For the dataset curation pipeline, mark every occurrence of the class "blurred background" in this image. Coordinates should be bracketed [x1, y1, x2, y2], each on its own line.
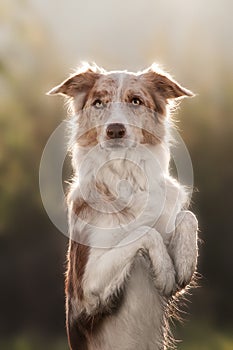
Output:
[0, 0, 233, 349]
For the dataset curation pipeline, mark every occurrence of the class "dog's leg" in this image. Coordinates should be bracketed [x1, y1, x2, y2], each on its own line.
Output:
[66, 304, 88, 350]
[168, 210, 198, 289]
[66, 227, 176, 349]
[81, 227, 176, 316]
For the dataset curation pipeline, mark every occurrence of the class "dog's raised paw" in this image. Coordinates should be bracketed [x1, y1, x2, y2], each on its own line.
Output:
[171, 210, 198, 289]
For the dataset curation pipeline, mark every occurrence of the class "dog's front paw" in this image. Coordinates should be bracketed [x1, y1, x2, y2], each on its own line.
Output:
[171, 211, 198, 289]
[146, 230, 176, 297]
[154, 263, 176, 297]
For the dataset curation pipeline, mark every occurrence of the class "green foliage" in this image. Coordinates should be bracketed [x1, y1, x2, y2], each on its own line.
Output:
[0, 0, 64, 233]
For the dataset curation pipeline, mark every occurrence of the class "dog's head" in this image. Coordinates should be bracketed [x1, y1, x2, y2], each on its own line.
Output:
[48, 63, 193, 150]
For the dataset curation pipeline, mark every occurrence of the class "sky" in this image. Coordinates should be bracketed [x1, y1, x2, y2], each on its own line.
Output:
[0, 0, 232, 96]
[30, 0, 232, 74]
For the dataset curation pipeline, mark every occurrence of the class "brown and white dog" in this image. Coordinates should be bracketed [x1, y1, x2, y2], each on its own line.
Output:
[48, 63, 198, 350]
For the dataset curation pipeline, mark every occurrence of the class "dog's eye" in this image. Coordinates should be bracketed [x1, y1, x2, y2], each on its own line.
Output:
[93, 99, 104, 109]
[131, 97, 142, 106]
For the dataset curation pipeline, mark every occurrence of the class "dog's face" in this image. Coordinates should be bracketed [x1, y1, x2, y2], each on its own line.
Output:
[48, 63, 193, 150]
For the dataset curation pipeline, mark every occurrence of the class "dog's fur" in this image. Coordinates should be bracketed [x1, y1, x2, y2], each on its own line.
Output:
[48, 63, 198, 350]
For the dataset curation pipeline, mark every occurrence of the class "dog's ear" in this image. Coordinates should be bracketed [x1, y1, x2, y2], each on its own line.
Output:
[141, 64, 194, 100]
[47, 63, 101, 98]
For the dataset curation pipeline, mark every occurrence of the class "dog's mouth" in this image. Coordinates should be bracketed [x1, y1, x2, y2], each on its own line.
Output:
[101, 138, 137, 150]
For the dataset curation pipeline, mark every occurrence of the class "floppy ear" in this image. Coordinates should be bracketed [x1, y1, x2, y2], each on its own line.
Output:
[141, 65, 194, 100]
[47, 64, 101, 98]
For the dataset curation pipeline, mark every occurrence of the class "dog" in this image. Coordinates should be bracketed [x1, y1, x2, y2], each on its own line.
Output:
[48, 63, 198, 350]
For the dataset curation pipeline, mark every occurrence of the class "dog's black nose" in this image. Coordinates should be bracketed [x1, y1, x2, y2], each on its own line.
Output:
[106, 123, 126, 139]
